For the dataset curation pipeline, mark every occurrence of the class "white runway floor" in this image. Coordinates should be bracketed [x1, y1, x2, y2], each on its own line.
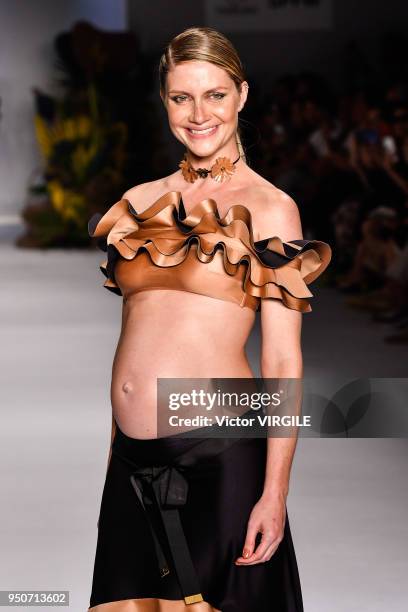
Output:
[0, 241, 407, 611]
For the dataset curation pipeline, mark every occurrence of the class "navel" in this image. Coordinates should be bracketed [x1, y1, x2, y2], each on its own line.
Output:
[122, 381, 133, 394]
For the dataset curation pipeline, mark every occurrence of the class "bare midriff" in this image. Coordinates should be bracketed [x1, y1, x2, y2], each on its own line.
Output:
[110, 288, 256, 439]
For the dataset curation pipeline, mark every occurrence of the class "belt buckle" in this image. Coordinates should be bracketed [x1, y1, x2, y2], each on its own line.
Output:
[184, 593, 204, 605]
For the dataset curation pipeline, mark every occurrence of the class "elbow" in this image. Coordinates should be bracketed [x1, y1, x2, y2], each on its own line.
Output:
[260, 349, 303, 378]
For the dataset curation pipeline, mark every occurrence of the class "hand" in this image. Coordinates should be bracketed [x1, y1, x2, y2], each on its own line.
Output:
[235, 491, 287, 566]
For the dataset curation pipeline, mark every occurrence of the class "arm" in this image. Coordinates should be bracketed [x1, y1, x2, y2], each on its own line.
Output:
[348, 132, 371, 189]
[106, 296, 128, 474]
[259, 302, 303, 500]
[236, 190, 304, 566]
[97, 297, 127, 528]
[381, 151, 408, 196]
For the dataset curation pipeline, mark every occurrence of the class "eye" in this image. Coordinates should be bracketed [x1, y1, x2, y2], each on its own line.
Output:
[171, 95, 188, 104]
[210, 92, 226, 100]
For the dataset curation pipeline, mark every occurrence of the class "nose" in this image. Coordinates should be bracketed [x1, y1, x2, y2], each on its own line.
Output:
[189, 100, 209, 124]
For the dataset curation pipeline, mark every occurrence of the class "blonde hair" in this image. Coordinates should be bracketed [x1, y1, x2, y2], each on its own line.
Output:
[159, 27, 247, 162]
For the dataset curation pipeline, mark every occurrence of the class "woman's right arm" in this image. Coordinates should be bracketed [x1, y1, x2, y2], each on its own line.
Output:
[98, 299, 126, 528]
[106, 297, 128, 474]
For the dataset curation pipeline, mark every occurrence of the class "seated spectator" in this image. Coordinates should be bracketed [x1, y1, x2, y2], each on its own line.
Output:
[337, 207, 401, 293]
[331, 198, 361, 272]
[346, 125, 408, 214]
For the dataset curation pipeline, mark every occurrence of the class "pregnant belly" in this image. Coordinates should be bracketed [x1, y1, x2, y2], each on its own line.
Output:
[111, 341, 255, 439]
[111, 334, 255, 439]
[110, 291, 256, 439]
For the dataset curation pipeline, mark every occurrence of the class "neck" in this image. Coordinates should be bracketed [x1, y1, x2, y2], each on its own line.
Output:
[185, 143, 240, 168]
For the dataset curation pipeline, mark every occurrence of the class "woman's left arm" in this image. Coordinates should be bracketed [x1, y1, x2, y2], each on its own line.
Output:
[236, 190, 304, 566]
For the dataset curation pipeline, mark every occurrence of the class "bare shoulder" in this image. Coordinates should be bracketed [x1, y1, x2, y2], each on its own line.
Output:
[122, 172, 178, 213]
[247, 182, 303, 242]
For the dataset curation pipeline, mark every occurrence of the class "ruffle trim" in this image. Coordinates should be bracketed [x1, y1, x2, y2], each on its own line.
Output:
[88, 190, 332, 312]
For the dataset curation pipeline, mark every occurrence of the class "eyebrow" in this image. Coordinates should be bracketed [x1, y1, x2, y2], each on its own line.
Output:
[168, 86, 229, 95]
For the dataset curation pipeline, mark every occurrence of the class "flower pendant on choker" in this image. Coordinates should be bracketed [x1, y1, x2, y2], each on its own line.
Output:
[179, 154, 240, 184]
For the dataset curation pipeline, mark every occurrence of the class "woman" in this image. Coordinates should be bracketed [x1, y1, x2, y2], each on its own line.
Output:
[87, 27, 331, 612]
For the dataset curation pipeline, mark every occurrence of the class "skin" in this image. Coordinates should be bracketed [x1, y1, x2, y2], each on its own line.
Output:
[108, 60, 304, 566]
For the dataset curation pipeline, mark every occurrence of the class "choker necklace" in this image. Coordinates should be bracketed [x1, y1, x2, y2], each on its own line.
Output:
[179, 153, 240, 184]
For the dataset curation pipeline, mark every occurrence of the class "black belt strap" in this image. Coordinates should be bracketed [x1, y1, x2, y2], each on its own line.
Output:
[114, 434, 244, 605]
[129, 464, 203, 604]
[129, 471, 170, 578]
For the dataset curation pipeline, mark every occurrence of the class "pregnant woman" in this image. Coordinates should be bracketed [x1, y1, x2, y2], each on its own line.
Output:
[87, 27, 331, 612]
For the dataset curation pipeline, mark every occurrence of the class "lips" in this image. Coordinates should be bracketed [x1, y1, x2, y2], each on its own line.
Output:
[185, 125, 219, 138]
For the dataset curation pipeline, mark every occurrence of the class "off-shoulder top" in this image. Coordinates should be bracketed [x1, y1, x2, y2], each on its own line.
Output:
[88, 190, 332, 313]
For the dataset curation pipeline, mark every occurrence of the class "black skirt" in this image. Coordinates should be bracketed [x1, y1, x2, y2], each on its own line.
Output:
[88, 420, 304, 612]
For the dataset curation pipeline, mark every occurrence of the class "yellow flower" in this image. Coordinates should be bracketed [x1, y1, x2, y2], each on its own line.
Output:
[71, 140, 99, 179]
[62, 118, 77, 141]
[48, 180, 86, 225]
[48, 180, 65, 214]
[34, 115, 53, 159]
[77, 115, 93, 139]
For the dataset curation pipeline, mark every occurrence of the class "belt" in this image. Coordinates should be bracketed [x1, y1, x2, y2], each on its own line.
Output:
[130, 464, 201, 604]
[113, 435, 244, 605]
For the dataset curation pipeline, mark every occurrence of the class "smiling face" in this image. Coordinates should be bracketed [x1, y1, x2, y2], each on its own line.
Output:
[162, 60, 248, 164]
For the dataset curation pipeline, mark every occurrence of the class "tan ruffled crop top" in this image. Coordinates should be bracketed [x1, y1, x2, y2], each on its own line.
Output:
[88, 191, 332, 313]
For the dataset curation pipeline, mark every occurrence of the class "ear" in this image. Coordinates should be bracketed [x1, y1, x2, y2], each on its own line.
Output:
[238, 81, 249, 112]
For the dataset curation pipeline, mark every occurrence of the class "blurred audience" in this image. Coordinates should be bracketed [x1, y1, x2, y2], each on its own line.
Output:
[249, 69, 408, 343]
